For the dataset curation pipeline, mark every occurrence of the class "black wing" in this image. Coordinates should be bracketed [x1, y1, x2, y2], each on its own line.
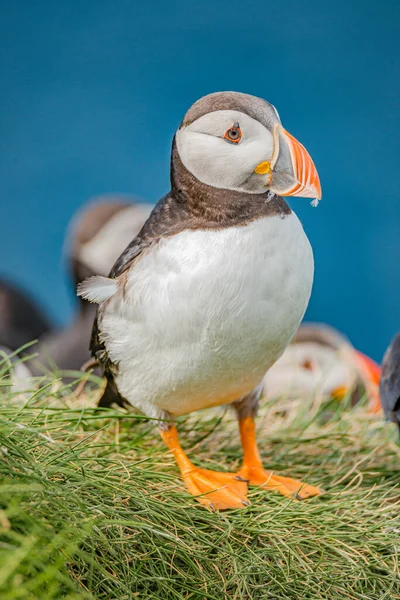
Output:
[109, 193, 191, 278]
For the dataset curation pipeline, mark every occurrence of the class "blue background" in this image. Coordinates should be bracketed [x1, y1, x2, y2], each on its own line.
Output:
[0, 0, 399, 361]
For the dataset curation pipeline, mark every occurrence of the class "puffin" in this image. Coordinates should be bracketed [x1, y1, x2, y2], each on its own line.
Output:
[263, 322, 381, 409]
[78, 91, 323, 509]
[379, 333, 400, 429]
[30, 198, 152, 375]
[0, 278, 52, 351]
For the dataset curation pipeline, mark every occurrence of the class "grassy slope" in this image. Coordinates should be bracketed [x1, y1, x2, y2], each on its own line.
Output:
[0, 374, 400, 600]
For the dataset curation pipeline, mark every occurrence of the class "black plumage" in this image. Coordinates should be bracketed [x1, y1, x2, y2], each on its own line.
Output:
[0, 279, 52, 350]
[379, 333, 400, 429]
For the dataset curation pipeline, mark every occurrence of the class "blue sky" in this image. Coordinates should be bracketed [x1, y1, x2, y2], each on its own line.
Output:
[1, 0, 399, 359]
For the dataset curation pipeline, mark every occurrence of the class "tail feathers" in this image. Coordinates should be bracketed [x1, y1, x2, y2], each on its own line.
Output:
[77, 276, 118, 304]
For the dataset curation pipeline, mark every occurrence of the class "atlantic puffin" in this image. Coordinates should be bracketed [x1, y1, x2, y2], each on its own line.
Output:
[379, 333, 400, 429]
[30, 198, 152, 375]
[0, 278, 52, 351]
[78, 91, 323, 509]
[263, 322, 381, 409]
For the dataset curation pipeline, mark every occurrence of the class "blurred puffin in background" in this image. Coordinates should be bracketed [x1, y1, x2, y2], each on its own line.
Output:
[29, 197, 152, 375]
[263, 322, 381, 411]
[0, 278, 52, 351]
[379, 332, 400, 429]
[0, 279, 52, 397]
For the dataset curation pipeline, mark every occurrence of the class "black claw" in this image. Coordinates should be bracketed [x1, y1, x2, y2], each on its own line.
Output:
[235, 475, 250, 483]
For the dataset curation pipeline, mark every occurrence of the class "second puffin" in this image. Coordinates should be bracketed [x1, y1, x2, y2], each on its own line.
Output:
[78, 91, 322, 509]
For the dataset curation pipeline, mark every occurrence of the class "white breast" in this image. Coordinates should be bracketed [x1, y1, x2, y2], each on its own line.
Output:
[100, 212, 314, 418]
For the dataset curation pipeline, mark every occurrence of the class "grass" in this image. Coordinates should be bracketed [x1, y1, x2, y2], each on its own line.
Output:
[0, 364, 400, 599]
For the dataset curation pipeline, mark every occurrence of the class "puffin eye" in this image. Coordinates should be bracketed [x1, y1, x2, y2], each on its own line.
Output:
[223, 122, 242, 144]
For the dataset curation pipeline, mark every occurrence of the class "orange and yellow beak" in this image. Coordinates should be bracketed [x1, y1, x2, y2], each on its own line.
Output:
[327, 350, 382, 411]
[353, 350, 382, 413]
[256, 125, 322, 201]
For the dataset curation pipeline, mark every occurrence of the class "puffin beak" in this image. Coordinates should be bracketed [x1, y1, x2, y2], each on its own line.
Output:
[259, 125, 322, 200]
[353, 350, 382, 413]
[331, 386, 350, 400]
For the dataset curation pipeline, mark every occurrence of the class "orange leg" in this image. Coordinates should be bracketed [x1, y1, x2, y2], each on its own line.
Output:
[160, 426, 249, 510]
[237, 417, 322, 500]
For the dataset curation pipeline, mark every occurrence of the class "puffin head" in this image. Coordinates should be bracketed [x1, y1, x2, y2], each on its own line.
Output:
[175, 91, 321, 201]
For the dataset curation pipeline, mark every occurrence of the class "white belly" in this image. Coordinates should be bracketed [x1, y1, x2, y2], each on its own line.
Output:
[100, 212, 314, 417]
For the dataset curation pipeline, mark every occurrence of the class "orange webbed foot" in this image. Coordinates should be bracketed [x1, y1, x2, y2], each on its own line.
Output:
[182, 467, 249, 510]
[237, 416, 322, 500]
[159, 426, 249, 510]
[238, 464, 322, 500]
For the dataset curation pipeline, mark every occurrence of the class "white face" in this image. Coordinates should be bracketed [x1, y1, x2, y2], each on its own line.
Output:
[176, 110, 276, 194]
